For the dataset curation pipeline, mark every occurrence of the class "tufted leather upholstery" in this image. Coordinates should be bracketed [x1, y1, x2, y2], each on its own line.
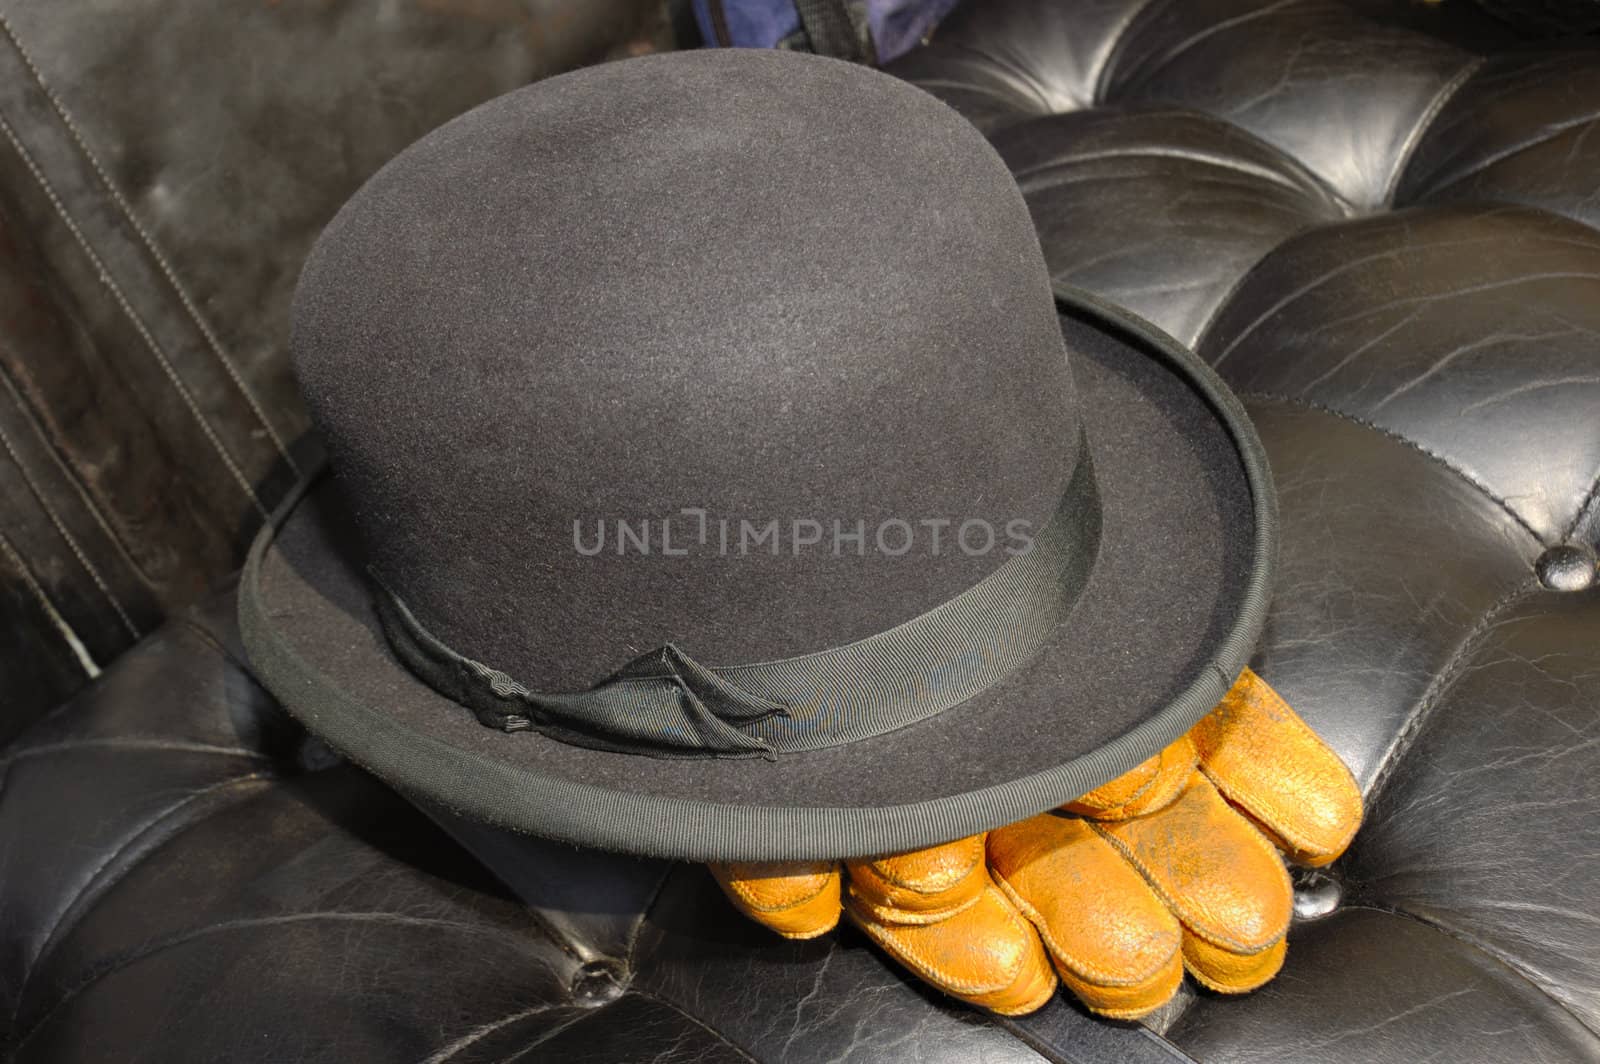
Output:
[0, 0, 668, 739]
[5, 0, 1600, 1060]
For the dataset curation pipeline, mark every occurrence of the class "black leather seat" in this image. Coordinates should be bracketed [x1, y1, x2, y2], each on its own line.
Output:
[5, 1, 1600, 1060]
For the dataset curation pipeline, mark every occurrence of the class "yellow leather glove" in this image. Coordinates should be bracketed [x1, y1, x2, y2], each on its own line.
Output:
[709, 668, 1362, 1019]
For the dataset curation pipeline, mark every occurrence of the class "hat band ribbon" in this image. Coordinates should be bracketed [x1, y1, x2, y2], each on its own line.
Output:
[372, 438, 1101, 760]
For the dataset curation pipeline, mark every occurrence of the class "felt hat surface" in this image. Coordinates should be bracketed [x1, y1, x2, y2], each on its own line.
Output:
[240, 49, 1276, 862]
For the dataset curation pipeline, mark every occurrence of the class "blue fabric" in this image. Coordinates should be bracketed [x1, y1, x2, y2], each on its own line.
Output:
[865, 0, 960, 63]
[691, 0, 802, 50]
[692, 0, 958, 63]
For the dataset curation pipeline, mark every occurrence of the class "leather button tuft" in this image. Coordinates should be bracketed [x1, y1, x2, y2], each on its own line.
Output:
[1535, 544, 1597, 592]
[1291, 869, 1342, 922]
[569, 959, 627, 1007]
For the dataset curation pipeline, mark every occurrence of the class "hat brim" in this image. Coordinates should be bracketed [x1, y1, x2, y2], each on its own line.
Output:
[239, 289, 1276, 861]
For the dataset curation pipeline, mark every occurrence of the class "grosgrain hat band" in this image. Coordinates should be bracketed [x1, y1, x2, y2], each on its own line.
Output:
[372, 435, 1103, 760]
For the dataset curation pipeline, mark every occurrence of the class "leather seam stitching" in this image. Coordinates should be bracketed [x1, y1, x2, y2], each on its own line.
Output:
[1189, 216, 1344, 350]
[0, 109, 270, 518]
[1012, 132, 1352, 210]
[621, 863, 678, 971]
[1417, 106, 1600, 202]
[1559, 465, 1600, 544]
[1383, 56, 1488, 208]
[0, 525, 96, 678]
[910, 68, 1052, 117]
[0, 417, 140, 638]
[924, 40, 1059, 117]
[0, 359, 157, 614]
[0, 739, 274, 772]
[1098, 0, 1304, 103]
[1090, 0, 1167, 105]
[1237, 391, 1548, 546]
[0, 11, 299, 474]
[1363, 577, 1538, 806]
[171, 612, 252, 672]
[11, 772, 276, 1036]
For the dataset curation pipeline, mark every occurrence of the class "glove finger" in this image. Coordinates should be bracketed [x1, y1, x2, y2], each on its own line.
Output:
[1061, 735, 1198, 820]
[1191, 667, 1363, 866]
[845, 834, 988, 922]
[845, 836, 1058, 1016]
[1184, 933, 1288, 995]
[709, 860, 843, 940]
[1095, 770, 1292, 994]
[989, 813, 1183, 1020]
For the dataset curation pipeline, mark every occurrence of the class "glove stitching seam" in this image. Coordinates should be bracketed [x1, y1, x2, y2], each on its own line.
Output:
[846, 885, 1032, 996]
[712, 863, 840, 914]
[855, 843, 986, 893]
[1069, 758, 1162, 815]
[846, 886, 985, 926]
[1092, 811, 1288, 955]
[1200, 764, 1360, 861]
[993, 872, 1177, 987]
[1197, 674, 1363, 857]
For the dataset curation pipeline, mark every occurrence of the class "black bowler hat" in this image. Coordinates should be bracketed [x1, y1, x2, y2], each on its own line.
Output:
[239, 48, 1276, 862]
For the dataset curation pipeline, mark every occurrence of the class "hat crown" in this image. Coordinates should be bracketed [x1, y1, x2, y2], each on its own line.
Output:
[291, 49, 1079, 691]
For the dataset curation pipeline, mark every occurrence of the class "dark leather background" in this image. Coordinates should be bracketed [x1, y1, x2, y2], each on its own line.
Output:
[4, 0, 1600, 1061]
